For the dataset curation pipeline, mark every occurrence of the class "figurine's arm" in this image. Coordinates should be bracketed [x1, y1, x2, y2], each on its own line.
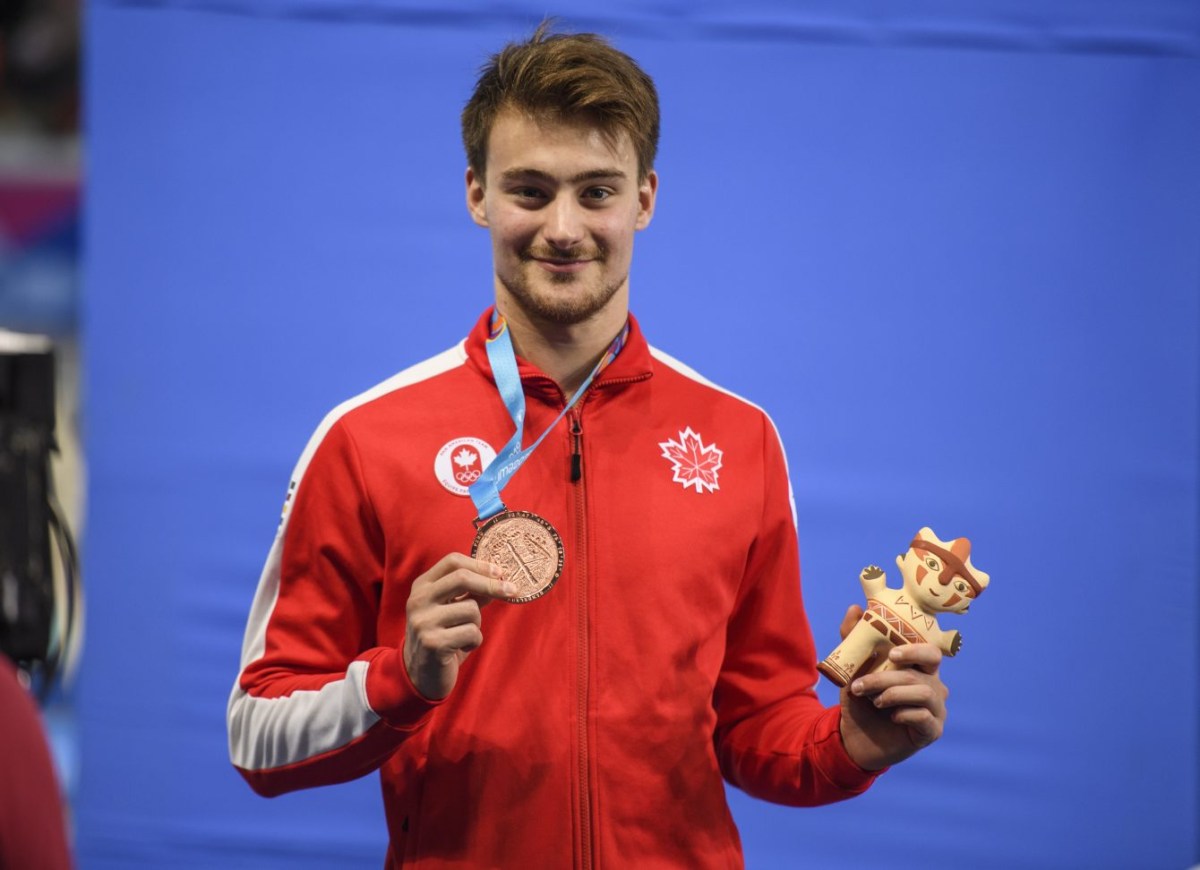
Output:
[858, 565, 887, 598]
[938, 629, 962, 657]
[918, 621, 962, 657]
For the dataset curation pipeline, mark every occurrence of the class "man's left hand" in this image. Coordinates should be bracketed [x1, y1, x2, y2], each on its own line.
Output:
[835, 605, 949, 771]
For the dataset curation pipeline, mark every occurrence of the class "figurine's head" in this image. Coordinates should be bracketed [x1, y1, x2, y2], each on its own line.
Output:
[896, 527, 990, 615]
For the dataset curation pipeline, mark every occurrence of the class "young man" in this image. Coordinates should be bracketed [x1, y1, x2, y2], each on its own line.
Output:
[228, 25, 949, 868]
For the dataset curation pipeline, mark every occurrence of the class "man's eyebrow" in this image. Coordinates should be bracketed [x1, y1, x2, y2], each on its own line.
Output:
[500, 167, 628, 184]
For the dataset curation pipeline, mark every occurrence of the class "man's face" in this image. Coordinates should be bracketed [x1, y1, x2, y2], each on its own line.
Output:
[466, 108, 657, 326]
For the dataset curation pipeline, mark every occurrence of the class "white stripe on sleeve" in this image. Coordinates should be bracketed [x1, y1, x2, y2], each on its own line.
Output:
[227, 341, 467, 771]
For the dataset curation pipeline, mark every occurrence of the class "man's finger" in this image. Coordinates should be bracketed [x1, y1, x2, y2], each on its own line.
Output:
[888, 708, 944, 747]
[429, 553, 504, 583]
[870, 682, 944, 715]
[838, 604, 864, 641]
[426, 623, 486, 656]
[432, 598, 486, 630]
[851, 658, 936, 698]
[887, 643, 942, 674]
[432, 566, 516, 604]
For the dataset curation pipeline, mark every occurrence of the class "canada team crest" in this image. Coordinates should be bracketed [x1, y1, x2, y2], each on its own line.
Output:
[435, 437, 498, 496]
[659, 427, 723, 493]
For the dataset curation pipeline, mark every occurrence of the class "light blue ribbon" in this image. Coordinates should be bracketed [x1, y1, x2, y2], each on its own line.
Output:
[469, 316, 623, 522]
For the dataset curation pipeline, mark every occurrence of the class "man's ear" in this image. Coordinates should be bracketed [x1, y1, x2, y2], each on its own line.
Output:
[466, 166, 488, 228]
[635, 170, 658, 231]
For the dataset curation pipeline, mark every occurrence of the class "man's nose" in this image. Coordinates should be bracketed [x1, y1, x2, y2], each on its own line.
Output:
[543, 197, 586, 250]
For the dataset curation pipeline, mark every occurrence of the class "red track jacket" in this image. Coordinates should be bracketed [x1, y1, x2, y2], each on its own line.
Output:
[228, 310, 877, 868]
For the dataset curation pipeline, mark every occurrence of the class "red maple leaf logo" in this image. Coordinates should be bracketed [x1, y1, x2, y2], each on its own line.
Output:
[659, 427, 723, 493]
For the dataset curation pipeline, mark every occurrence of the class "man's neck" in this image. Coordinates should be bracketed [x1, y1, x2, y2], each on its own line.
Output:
[495, 294, 629, 400]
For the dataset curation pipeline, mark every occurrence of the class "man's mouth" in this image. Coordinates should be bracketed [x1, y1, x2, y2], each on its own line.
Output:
[525, 251, 600, 275]
[524, 247, 602, 266]
[533, 258, 592, 275]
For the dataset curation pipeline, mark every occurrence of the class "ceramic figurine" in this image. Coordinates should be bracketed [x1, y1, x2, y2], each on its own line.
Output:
[817, 527, 990, 688]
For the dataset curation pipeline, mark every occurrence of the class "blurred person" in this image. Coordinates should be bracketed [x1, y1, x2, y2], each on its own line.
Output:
[228, 23, 951, 868]
[0, 0, 81, 135]
[0, 655, 72, 869]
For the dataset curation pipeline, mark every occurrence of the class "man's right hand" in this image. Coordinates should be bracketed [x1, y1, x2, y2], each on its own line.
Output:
[403, 553, 516, 700]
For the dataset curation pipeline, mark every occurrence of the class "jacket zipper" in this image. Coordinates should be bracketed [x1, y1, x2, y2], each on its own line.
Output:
[570, 417, 583, 482]
[569, 406, 593, 869]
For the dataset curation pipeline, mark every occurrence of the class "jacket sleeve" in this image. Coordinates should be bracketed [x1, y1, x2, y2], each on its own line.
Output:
[227, 415, 439, 797]
[712, 412, 880, 806]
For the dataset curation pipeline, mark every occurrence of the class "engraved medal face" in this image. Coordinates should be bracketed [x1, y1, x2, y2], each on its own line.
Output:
[471, 511, 564, 604]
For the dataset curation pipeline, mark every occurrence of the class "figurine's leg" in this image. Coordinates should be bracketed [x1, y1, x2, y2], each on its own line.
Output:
[818, 619, 891, 687]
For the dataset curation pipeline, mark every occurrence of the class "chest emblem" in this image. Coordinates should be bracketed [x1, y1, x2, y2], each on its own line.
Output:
[434, 437, 497, 497]
[659, 427, 723, 494]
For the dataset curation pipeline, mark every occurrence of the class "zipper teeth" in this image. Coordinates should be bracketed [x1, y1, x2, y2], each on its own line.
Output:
[573, 409, 592, 870]
[595, 372, 652, 390]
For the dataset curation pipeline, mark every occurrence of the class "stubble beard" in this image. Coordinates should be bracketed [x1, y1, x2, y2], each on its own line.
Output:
[500, 245, 625, 326]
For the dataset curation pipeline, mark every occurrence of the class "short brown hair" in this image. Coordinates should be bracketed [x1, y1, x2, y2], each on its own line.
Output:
[461, 22, 660, 182]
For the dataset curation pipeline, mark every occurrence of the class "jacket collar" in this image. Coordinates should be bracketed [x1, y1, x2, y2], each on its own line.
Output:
[464, 306, 654, 401]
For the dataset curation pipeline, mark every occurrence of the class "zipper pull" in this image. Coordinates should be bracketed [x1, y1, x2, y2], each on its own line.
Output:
[570, 417, 583, 482]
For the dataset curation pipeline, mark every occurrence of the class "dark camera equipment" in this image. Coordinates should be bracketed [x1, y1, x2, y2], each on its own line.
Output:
[0, 344, 77, 696]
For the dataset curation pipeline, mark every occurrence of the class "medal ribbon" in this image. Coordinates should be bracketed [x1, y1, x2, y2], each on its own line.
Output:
[469, 312, 628, 523]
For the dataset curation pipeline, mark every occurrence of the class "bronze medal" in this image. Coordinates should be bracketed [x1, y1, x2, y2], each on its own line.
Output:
[471, 510, 564, 604]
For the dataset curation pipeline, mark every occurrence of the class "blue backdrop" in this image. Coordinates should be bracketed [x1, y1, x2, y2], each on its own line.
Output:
[83, 2, 1199, 868]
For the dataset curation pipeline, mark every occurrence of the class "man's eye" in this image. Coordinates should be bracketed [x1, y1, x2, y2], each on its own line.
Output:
[514, 187, 546, 199]
[583, 188, 613, 201]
